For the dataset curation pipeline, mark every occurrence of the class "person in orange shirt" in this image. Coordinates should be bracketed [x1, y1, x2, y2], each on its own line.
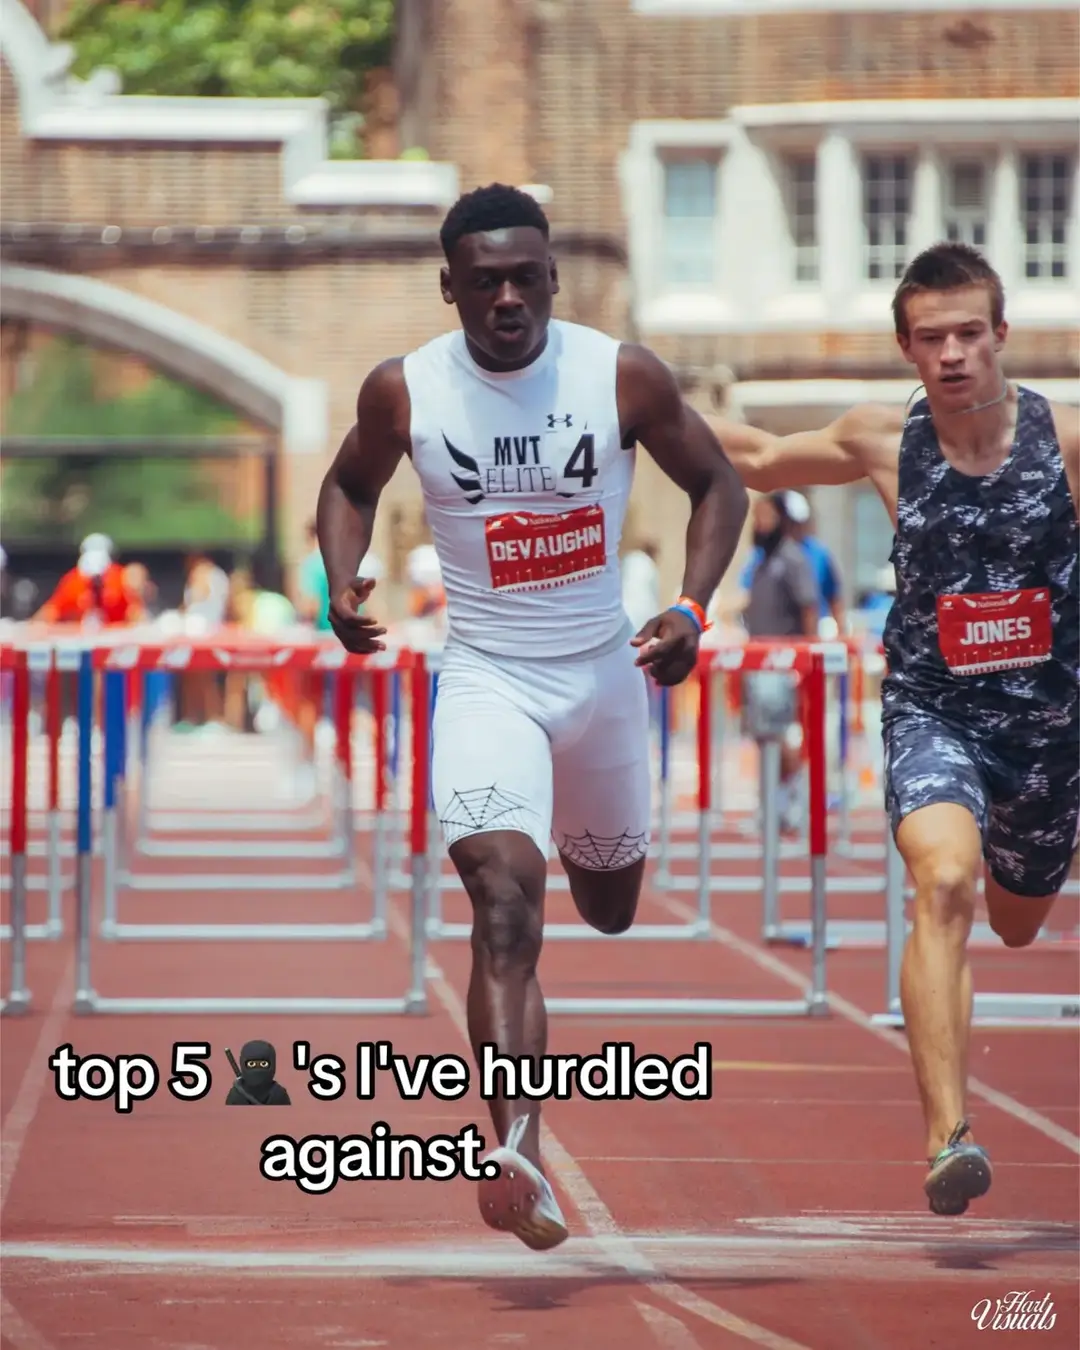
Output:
[35, 535, 142, 627]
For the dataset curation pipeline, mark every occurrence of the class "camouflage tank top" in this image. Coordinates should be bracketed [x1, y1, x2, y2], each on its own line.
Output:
[882, 386, 1079, 745]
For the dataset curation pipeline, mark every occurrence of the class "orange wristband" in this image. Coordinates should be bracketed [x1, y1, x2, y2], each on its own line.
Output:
[673, 595, 711, 632]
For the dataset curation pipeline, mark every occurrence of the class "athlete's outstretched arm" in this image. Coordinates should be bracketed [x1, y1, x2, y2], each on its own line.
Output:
[1050, 400, 1080, 518]
[316, 357, 411, 653]
[707, 410, 873, 492]
[618, 344, 749, 684]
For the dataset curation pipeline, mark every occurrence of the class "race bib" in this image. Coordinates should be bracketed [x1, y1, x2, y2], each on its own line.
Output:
[937, 588, 1052, 675]
[486, 505, 606, 593]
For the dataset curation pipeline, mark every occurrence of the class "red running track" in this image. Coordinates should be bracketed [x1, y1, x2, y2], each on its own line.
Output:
[1, 828, 1077, 1350]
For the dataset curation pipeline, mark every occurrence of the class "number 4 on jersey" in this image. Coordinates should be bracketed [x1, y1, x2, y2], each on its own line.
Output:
[562, 433, 596, 489]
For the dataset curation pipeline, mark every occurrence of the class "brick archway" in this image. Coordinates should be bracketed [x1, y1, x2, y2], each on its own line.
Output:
[1, 263, 327, 453]
[0, 0, 460, 580]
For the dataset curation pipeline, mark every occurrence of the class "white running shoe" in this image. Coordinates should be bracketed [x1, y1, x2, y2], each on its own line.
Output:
[478, 1114, 569, 1251]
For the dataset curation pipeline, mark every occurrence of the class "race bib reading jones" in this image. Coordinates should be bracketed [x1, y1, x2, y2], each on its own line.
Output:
[936, 588, 1052, 675]
[485, 505, 606, 593]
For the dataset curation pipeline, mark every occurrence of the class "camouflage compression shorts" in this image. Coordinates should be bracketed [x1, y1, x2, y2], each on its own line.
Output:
[883, 707, 1080, 899]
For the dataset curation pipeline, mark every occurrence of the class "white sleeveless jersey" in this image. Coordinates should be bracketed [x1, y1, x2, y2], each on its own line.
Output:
[402, 319, 635, 659]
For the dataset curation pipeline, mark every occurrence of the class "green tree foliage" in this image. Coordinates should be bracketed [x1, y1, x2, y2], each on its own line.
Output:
[60, 0, 396, 157]
[1, 337, 260, 548]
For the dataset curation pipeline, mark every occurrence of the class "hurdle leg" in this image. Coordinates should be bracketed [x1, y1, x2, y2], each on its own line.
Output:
[5, 855, 30, 1014]
[406, 658, 430, 1013]
[45, 811, 63, 936]
[885, 828, 905, 1014]
[760, 738, 783, 940]
[836, 670, 852, 851]
[100, 670, 125, 938]
[807, 652, 829, 1015]
[45, 657, 64, 937]
[332, 670, 359, 894]
[693, 660, 711, 935]
[387, 670, 407, 884]
[3, 653, 32, 1013]
[73, 650, 98, 1013]
[655, 685, 672, 886]
[711, 671, 727, 830]
[134, 677, 157, 850]
[871, 825, 913, 1027]
[425, 668, 444, 929]
[371, 670, 390, 932]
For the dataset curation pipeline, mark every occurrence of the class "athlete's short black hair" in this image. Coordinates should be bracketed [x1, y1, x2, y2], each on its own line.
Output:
[892, 241, 1005, 336]
[440, 183, 550, 260]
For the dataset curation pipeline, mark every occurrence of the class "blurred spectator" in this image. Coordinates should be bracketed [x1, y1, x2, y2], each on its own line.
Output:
[407, 543, 444, 615]
[859, 564, 897, 643]
[740, 491, 845, 637]
[122, 562, 158, 619]
[403, 543, 447, 648]
[622, 539, 662, 719]
[292, 523, 386, 761]
[222, 566, 257, 733]
[295, 520, 332, 633]
[293, 521, 334, 773]
[176, 552, 231, 732]
[11, 577, 39, 621]
[249, 573, 297, 635]
[33, 534, 142, 627]
[741, 492, 821, 835]
[182, 552, 230, 632]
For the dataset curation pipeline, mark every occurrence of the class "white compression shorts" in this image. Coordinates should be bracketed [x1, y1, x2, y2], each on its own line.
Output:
[431, 637, 652, 870]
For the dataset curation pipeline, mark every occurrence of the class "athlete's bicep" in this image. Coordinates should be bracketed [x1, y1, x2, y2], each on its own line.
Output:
[1050, 400, 1080, 517]
[330, 358, 411, 506]
[709, 416, 866, 491]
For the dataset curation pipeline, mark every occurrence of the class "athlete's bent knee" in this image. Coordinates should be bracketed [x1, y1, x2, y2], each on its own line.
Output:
[586, 900, 636, 937]
[463, 864, 542, 976]
[987, 907, 1047, 949]
[562, 856, 644, 935]
[914, 858, 976, 938]
[993, 924, 1040, 950]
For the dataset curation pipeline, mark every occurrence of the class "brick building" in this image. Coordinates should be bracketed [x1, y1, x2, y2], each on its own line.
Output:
[2, 0, 1078, 607]
[406, 0, 1079, 596]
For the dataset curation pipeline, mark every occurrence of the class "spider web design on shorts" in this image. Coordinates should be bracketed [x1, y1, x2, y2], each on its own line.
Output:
[559, 827, 649, 871]
[439, 784, 538, 844]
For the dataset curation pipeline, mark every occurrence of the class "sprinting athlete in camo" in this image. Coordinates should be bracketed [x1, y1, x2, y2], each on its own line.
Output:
[707, 241, 1080, 1218]
[882, 386, 1079, 899]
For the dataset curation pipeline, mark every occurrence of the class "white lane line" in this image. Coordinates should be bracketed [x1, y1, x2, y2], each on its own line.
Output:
[660, 895, 1080, 1156]
[388, 904, 812, 1350]
[0, 1294, 59, 1350]
[4, 1229, 1073, 1282]
[1, 955, 75, 1216]
[571, 1156, 1075, 1168]
[634, 1300, 710, 1349]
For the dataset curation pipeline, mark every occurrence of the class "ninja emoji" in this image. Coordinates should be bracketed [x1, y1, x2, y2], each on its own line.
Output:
[225, 1040, 291, 1105]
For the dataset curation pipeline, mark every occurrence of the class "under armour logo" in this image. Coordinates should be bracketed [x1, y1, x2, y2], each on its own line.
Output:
[547, 413, 572, 429]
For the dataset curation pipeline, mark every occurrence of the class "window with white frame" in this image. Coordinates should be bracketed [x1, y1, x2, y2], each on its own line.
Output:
[861, 154, 912, 281]
[943, 158, 989, 249]
[660, 157, 718, 288]
[1021, 152, 1073, 279]
[784, 155, 819, 283]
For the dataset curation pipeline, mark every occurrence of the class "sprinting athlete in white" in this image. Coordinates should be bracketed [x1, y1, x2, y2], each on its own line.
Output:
[317, 183, 748, 1250]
